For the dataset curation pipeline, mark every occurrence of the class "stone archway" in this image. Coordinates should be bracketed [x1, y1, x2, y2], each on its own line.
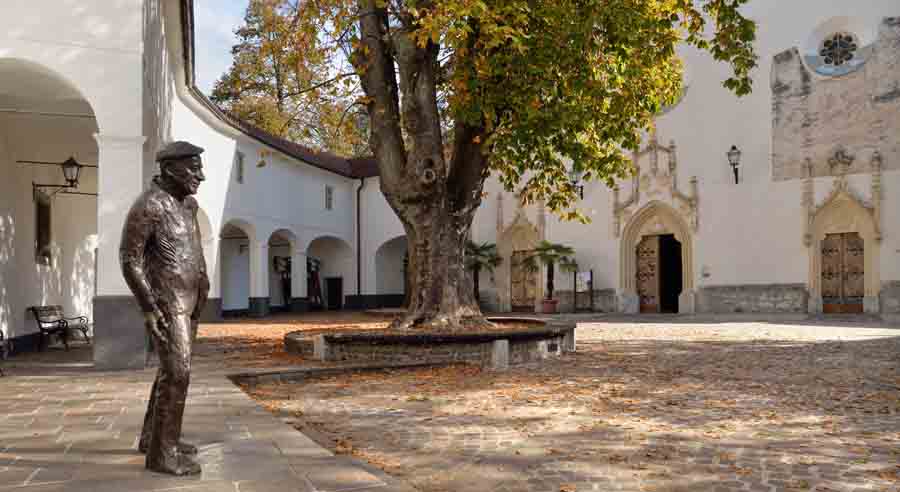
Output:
[808, 189, 880, 314]
[496, 211, 541, 312]
[619, 201, 695, 314]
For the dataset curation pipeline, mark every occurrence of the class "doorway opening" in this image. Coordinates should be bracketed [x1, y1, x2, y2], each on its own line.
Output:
[325, 277, 344, 310]
[637, 234, 683, 313]
[659, 235, 683, 313]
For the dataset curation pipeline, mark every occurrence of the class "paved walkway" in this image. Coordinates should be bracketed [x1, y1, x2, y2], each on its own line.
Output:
[0, 345, 412, 492]
[247, 318, 900, 492]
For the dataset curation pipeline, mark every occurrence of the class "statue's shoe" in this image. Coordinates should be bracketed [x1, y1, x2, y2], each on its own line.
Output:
[139, 439, 198, 455]
[146, 450, 202, 476]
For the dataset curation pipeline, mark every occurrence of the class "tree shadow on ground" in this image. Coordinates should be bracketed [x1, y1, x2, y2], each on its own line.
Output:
[244, 334, 900, 492]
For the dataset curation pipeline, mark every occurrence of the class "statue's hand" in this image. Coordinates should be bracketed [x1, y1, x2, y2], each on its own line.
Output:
[144, 309, 170, 345]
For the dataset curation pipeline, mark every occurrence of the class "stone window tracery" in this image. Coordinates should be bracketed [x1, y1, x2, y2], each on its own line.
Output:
[819, 33, 858, 66]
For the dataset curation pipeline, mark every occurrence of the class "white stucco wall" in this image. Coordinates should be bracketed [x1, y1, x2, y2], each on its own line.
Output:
[0, 113, 99, 339]
[472, 1, 900, 308]
[151, 0, 360, 309]
[375, 235, 407, 295]
[360, 178, 406, 295]
[220, 236, 250, 311]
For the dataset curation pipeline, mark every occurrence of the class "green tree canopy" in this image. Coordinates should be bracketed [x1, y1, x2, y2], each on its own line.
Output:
[210, 0, 368, 156]
[217, 0, 757, 329]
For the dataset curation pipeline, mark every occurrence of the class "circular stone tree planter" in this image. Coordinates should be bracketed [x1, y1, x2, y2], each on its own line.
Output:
[284, 318, 576, 370]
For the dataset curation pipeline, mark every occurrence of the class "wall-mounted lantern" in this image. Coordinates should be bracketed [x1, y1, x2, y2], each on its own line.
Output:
[18, 157, 98, 199]
[727, 145, 742, 184]
[568, 168, 585, 199]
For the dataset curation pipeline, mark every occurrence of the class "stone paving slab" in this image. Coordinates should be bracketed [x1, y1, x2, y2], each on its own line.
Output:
[0, 355, 412, 492]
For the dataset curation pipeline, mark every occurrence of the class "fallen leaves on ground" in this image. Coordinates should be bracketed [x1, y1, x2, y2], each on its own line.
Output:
[236, 319, 900, 492]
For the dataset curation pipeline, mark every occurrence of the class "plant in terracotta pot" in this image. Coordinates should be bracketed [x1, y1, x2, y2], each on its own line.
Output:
[521, 241, 578, 314]
[465, 241, 502, 305]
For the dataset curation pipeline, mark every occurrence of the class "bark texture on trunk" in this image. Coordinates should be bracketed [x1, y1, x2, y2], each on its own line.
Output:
[355, 0, 491, 330]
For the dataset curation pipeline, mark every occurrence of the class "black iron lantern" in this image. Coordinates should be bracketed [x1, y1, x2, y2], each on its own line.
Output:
[61, 157, 82, 187]
[727, 145, 741, 184]
[568, 168, 585, 199]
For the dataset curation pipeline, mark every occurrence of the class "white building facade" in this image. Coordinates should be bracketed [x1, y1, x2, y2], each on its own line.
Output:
[472, 4, 900, 318]
[0, 1, 897, 370]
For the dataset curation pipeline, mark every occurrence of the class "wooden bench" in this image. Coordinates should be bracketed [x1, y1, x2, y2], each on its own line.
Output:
[28, 305, 91, 351]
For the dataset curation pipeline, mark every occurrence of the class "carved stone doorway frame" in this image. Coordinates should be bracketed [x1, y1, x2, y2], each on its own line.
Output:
[496, 211, 542, 312]
[619, 201, 695, 314]
[807, 190, 881, 314]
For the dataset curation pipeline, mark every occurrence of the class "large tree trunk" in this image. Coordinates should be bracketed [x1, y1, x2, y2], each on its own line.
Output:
[355, 0, 490, 330]
[390, 201, 484, 330]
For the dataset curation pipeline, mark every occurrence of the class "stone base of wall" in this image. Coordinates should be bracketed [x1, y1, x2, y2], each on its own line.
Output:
[289, 297, 309, 313]
[880, 282, 900, 314]
[197, 298, 222, 323]
[93, 295, 147, 370]
[345, 294, 405, 310]
[696, 284, 808, 314]
[248, 297, 270, 317]
[553, 289, 617, 313]
[477, 291, 501, 313]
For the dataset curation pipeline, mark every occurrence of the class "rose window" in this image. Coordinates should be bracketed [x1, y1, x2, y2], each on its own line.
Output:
[819, 33, 858, 66]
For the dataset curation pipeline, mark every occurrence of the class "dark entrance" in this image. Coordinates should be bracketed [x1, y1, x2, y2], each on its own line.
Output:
[636, 234, 682, 313]
[325, 277, 343, 310]
[658, 234, 682, 313]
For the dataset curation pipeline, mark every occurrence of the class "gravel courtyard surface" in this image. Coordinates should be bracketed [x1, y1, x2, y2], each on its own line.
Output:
[243, 320, 900, 492]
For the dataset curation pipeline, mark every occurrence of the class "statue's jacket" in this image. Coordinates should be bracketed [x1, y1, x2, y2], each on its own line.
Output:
[120, 178, 208, 317]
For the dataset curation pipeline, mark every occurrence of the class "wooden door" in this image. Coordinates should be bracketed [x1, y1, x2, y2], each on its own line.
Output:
[822, 232, 864, 314]
[636, 236, 661, 313]
[511, 250, 537, 312]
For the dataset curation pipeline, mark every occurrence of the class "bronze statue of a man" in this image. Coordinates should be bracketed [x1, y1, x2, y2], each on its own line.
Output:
[120, 141, 209, 475]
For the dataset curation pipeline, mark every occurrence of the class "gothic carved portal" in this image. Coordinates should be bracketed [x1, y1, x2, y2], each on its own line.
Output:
[496, 208, 542, 312]
[804, 151, 882, 314]
[510, 250, 538, 312]
[619, 202, 695, 314]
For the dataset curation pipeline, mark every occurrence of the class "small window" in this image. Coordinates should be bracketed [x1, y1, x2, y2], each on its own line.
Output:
[235, 151, 245, 183]
[325, 185, 334, 210]
[35, 192, 51, 265]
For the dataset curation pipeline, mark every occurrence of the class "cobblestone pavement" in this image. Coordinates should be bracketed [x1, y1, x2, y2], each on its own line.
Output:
[0, 342, 412, 492]
[248, 319, 900, 492]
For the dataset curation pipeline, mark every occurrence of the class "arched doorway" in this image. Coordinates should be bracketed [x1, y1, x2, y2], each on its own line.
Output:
[268, 229, 297, 312]
[306, 236, 353, 310]
[620, 202, 695, 314]
[220, 220, 254, 315]
[808, 189, 880, 314]
[496, 211, 541, 312]
[0, 58, 100, 350]
[375, 235, 408, 307]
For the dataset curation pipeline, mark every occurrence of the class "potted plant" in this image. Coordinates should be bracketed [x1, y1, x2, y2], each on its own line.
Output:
[521, 240, 578, 314]
[465, 241, 502, 306]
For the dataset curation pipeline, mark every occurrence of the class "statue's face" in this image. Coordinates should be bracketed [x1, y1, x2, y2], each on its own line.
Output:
[164, 156, 205, 196]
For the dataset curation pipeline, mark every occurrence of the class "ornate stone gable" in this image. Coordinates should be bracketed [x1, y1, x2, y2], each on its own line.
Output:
[771, 17, 900, 181]
[802, 150, 883, 247]
[612, 132, 698, 237]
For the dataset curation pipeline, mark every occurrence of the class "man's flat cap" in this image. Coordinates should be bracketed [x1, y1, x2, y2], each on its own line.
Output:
[156, 141, 204, 162]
